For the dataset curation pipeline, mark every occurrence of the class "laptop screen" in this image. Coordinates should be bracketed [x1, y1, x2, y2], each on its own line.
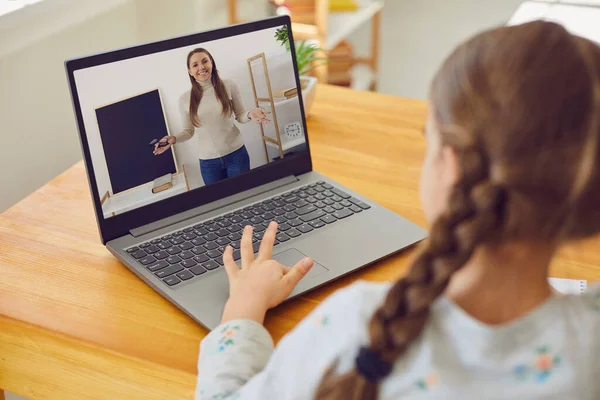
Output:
[73, 24, 308, 220]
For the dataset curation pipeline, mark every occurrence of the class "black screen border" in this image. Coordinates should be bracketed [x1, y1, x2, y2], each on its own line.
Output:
[65, 16, 313, 244]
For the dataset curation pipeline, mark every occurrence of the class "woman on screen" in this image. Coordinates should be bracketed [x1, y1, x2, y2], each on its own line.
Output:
[153, 48, 271, 185]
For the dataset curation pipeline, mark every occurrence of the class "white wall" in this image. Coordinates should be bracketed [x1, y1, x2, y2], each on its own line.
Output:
[73, 25, 299, 199]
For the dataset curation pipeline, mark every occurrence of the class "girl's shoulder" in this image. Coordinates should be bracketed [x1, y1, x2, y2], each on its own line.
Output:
[179, 90, 191, 104]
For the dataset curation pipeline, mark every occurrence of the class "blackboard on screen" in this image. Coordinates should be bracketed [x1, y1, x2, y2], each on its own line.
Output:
[95, 89, 177, 195]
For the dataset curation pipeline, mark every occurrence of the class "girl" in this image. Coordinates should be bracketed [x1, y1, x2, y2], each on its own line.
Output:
[154, 48, 271, 185]
[196, 21, 600, 399]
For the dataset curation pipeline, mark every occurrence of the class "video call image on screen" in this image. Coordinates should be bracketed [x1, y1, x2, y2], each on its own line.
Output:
[74, 26, 307, 219]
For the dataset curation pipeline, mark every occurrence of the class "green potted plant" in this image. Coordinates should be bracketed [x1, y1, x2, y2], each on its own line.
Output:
[274, 25, 290, 52]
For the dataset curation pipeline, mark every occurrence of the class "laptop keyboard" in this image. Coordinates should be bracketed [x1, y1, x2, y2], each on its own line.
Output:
[125, 181, 371, 288]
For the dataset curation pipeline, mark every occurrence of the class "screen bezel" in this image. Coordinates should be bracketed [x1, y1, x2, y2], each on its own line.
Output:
[65, 16, 313, 244]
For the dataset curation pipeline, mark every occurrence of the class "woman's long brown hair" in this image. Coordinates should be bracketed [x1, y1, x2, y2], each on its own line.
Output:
[186, 48, 233, 127]
[315, 21, 600, 400]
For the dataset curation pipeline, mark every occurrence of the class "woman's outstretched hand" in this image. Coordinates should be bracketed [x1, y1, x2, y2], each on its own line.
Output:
[153, 136, 176, 155]
[221, 222, 314, 324]
[248, 108, 271, 124]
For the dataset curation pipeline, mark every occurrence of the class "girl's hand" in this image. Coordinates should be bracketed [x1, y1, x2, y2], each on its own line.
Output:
[153, 136, 176, 155]
[221, 222, 313, 324]
[248, 108, 271, 124]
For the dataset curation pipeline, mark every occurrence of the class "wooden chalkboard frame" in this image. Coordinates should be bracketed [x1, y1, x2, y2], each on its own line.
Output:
[94, 88, 180, 197]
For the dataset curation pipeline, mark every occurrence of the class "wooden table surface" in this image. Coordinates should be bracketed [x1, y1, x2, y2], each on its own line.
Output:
[2, 84, 600, 400]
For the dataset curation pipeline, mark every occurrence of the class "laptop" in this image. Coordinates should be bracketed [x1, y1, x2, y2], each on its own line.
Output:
[65, 15, 427, 330]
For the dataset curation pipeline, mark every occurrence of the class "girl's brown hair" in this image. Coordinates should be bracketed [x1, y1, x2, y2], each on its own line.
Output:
[315, 21, 600, 399]
[186, 48, 233, 127]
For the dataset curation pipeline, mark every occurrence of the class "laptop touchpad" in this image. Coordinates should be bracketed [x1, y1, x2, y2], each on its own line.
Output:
[273, 248, 328, 282]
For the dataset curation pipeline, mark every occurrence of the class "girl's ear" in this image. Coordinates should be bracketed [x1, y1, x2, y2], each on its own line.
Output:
[441, 146, 461, 187]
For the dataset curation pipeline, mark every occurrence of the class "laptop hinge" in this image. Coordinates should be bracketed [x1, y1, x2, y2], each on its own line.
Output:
[129, 175, 299, 238]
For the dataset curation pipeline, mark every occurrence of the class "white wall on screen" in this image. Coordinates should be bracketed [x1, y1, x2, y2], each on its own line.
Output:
[73, 25, 302, 200]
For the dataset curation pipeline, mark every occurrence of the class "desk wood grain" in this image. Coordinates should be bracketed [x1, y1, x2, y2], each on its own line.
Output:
[1, 84, 600, 400]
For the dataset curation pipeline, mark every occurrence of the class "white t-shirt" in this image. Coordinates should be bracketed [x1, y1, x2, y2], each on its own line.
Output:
[196, 280, 600, 399]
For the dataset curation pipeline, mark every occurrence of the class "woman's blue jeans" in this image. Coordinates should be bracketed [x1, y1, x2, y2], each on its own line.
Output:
[199, 145, 250, 185]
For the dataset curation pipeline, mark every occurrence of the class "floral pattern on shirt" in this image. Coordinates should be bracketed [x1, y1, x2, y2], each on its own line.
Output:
[514, 346, 561, 383]
[590, 291, 600, 312]
[313, 313, 330, 327]
[215, 324, 241, 353]
[415, 371, 439, 391]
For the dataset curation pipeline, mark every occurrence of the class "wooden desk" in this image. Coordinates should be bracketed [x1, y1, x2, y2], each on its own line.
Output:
[2, 84, 600, 400]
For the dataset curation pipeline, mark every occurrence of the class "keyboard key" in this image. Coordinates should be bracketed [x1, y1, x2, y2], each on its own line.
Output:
[306, 196, 318, 203]
[273, 200, 286, 208]
[306, 189, 317, 195]
[171, 237, 184, 245]
[333, 208, 353, 219]
[216, 229, 229, 237]
[182, 233, 197, 241]
[233, 249, 241, 261]
[284, 212, 298, 220]
[181, 259, 197, 268]
[205, 242, 218, 250]
[155, 264, 184, 278]
[310, 220, 326, 229]
[287, 228, 301, 238]
[250, 216, 264, 224]
[289, 219, 303, 227]
[207, 249, 222, 259]
[154, 250, 169, 260]
[253, 242, 261, 253]
[283, 204, 296, 212]
[203, 260, 220, 270]
[340, 200, 352, 207]
[126, 247, 139, 253]
[176, 270, 194, 281]
[294, 200, 308, 208]
[151, 239, 161, 244]
[173, 231, 184, 236]
[194, 254, 210, 264]
[232, 241, 241, 249]
[255, 223, 268, 233]
[282, 192, 293, 197]
[145, 245, 160, 254]
[228, 232, 242, 241]
[300, 210, 326, 222]
[217, 237, 231, 246]
[349, 198, 372, 209]
[332, 189, 351, 199]
[298, 224, 314, 233]
[163, 276, 181, 286]
[241, 212, 254, 220]
[167, 247, 182, 255]
[147, 260, 169, 272]
[322, 183, 334, 189]
[263, 204, 276, 211]
[297, 192, 308, 199]
[315, 201, 327, 209]
[234, 210, 244, 215]
[215, 216, 225, 222]
[139, 256, 157, 265]
[279, 223, 291, 231]
[204, 233, 218, 241]
[276, 233, 291, 242]
[190, 265, 207, 276]
[183, 227, 194, 232]
[332, 203, 344, 210]
[131, 250, 147, 259]
[285, 195, 300, 203]
[193, 223, 205, 229]
[179, 242, 193, 250]
[314, 186, 325, 193]
[323, 190, 334, 197]
[323, 198, 334, 205]
[322, 215, 337, 224]
[263, 199, 273, 204]
[180, 250, 195, 260]
[194, 227, 209, 235]
[324, 206, 335, 214]
[192, 246, 207, 255]
[191, 237, 206, 246]
[296, 205, 317, 215]
[331, 195, 343, 202]
[158, 241, 173, 250]
[274, 215, 288, 224]
[349, 205, 363, 213]
[272, 209, 286, 216]
[261, 212, 275, 220]
[206, 224, 219, 232]
[227, 224, 242, 233]
[167, 255, 182, 264]
[218, 219, 232, 228]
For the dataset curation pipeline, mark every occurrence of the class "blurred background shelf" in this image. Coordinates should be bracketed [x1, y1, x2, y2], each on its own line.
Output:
[228, 0, 382, 90]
